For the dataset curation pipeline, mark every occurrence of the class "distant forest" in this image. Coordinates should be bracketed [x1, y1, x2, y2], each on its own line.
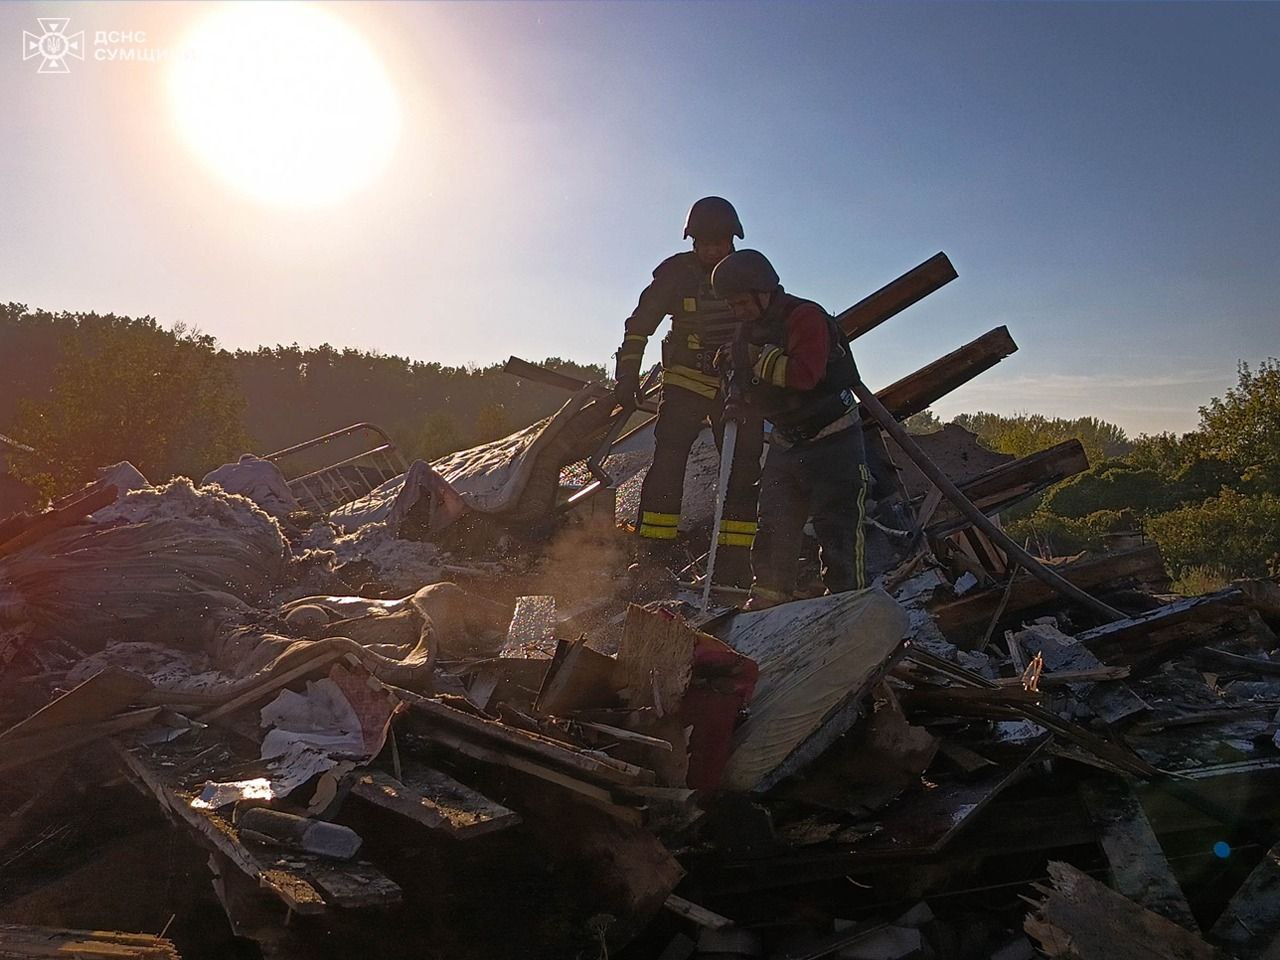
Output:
[0, 303, 604, 503]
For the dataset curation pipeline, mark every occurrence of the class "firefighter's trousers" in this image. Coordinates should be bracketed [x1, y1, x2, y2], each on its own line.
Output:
[636, 383, 764, 548]
[751, 424, 869, 603]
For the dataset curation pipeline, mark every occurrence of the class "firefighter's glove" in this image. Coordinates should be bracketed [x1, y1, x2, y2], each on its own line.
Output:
[714, 340, 761, 374]
[722, 392, 747, 423]
[613, 367, 641, 410]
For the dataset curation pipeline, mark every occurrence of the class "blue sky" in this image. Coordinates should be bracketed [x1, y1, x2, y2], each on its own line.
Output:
[1, 1, 1276, 435]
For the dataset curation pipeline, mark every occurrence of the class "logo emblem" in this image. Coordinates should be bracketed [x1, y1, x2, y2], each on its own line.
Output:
[22, 18, 85, 74]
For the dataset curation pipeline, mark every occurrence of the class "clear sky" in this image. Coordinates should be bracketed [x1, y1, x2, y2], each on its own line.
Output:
[2, 1, 1276, 436]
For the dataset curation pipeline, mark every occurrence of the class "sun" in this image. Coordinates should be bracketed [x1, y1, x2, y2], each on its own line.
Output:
[168, 3, 401, 208]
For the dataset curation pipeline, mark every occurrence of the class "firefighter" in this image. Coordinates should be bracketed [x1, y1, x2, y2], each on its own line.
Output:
[613, 197, 764, 584]
[710, 249, 870, 610]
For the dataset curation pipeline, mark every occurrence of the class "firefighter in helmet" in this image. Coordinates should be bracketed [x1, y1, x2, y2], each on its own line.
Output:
[711, 249, 870, 610]
[613, 197, 764, 584]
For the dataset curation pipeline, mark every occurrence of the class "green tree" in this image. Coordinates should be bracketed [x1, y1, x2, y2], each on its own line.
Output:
[951, 411, 1131, 466]
[9, 319, 248, 499]
[474, 402, 512, 442]
[413, 412, 463, 461]
[1146, 489, 1280, 580]
[903, 408, 942, 434]
[1197, 359, 1280, 493]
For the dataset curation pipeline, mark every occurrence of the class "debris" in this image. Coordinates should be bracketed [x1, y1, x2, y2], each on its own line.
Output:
[718, 589, 908, 792]
[236, 807, 362, 860]
[0, 924, 180, 960]
[1025, 861, 1231, 959]
[663, 894, 733, 930]
[350, 761, 520, 839]
[1079, 779, 1198, 931]
[1208, 841, 1280, 958]
[6, 250, 1280, 960]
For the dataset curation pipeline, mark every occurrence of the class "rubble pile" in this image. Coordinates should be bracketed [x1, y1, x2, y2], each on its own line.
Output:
[4, 254, 1280, 960]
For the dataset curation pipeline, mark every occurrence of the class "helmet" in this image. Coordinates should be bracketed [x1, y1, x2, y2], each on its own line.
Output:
[712, 249, 780, 299]
[683, 196, 744, 240]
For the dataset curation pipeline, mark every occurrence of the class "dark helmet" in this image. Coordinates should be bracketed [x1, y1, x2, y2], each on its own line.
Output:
[712, 249, 780, 299]
[683, 196, 744, 240]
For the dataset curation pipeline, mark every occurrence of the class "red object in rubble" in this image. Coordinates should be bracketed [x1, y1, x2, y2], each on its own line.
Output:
[681, 633, 758, 792]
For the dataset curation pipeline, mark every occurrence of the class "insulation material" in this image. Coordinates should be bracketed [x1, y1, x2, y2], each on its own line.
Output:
[0, 479, 290, 652]
[328, 459, 467, 536]
[201, 454, 300, 519]
[302, 520, 446, 595]
[90, 461, 150, 503]
[431, 385, 607, 514]
[719, 588, 910, 793]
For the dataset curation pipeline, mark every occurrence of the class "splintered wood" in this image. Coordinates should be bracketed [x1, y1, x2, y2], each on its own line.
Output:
[616, 606, 697, 717]
[1025, 862, 1230, 959]
[0, 925, 180, 960]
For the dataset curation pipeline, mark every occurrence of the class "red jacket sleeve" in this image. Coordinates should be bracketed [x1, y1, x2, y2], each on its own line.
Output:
[782, 305, 831, 390]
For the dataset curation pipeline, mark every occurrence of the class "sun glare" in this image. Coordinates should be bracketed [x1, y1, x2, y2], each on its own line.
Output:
[168, 3, 401, 208]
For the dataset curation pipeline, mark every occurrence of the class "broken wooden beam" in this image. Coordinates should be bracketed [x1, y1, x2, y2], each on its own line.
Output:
[0, 707, 161, 775]
[0, 925, 180, 960]
[836, 252, 958, 341]
[1025, 861, 1231, 959]
[871, 326, 1019, 422]
[1078, 588, 1253, 673]
[0, 668, 153, 743]
[1194, 647, 1280, 678]
[0, 483, 118, 559]
[110, 740, 329, 916]
[502, 356, 590, 392]
[930, 544, 1167, 639]
[350, 761, 521, 839]
[921, 439, 1091, 537]
[1079, 779, 1199, 932]
[664, 894, 733, 931]
[394, 687, 655, 786]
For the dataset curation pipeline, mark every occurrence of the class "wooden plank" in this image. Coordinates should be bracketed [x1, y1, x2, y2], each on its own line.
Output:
[394, 687, 653, 785]
[663, 894, 733, 930]
[1080, 779, 1198, 932]
[921, 439, 1090, 537]
[295, 859, 402, 911]
[930, 545, 1167, 638]
[1195, 647, 1280, 678]
[109, 740, 329, 916]
[534, 640, 621, 716]
[871, 326, 1018, 422]
[0, 484, 118, 558]
[836, 252, 958, 341]
[197, 648, 346, 724]
[502, 356, 590, 392]
[0, 708, 161, 774]
[0, 668, 153, 742]
[0, 924, 180, 959]
[1026, 861, 1231, 959]
[351, 763, 520, 839]
[419, 725, 645, 825]
[615, 605, 697, 716]
[1209, 842, 1280, 958]
[1078, 589, 1252, 672]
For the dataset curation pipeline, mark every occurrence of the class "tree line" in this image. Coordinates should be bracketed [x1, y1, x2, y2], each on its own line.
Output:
[907, 362, 1280, 588]
[0, 303, 603, 500]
